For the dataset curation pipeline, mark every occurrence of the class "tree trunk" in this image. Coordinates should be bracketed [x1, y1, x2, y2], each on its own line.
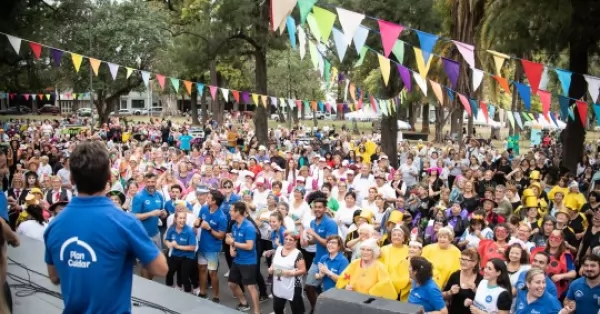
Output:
[190, 86, 200, 125]
[253, 49, 269, 145]
[200, 87, 208, 124]
[421, 103, 430, 133]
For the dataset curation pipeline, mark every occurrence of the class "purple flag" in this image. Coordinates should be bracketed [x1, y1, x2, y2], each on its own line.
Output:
[242, 91, 250, 104]
[51, 48, 63, 67]
[442, 58, 460, 89]
[343, 102, 349, 113]
[338, 72, 344, 82]
[396, 64, 411, 92]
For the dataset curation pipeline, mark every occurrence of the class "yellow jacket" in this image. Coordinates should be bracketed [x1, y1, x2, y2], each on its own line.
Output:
[422, 243, 461, 289]
[379, 244, 410, 301]
[335, 259, 398, 300]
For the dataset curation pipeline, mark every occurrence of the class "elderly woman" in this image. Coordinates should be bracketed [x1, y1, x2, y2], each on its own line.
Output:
[407, 256, 449, 314]
[346, 223, 376, 261]
[335, 239, 397, 299]
[422, 227, 462, 288]
[379, 225, 411, 301]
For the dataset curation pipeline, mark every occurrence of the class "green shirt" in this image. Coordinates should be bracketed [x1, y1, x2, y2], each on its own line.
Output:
[327, 197, 339, 212]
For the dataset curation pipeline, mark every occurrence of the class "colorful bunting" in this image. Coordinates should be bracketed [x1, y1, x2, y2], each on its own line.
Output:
[50, 49, 63, 66]
[354, 47, 368, 68]
[233, 90, 241, 103]
[306, 13, 321, 42]
[297, 26, 306, 60]
[555, 69, 572, 96]
[521, 60, 544, 95]
[209, 85, 218, 100]
[471, 68, 484, 92]
[352, 26, 369, 53]
[252, 93, 259, 105]
[336, 7, 364, 44]
[286, 17, 297, 49]
[242, 91, 250, 104]
[28, 42, 42, 59]
[487, 50, 510, 75]
[568, 106, 575, 121]
[221, 88, 230, 102]
[197, 83, 205, 97]
[457, 93, 472, 116]
[413, 72, 428, 97]
[378, 20, 404, 58]
[413, 47, 432, 79]
[125, 67, 134, 79]
[271, 0, 297, 32]
[311, 6, 336, 43]
[107, 63, 119, 80]
[429, 80, 444, 105]
[415, 31, 438, 64]
[480, 101, 489, 123]
[170, 78, 180, 93]
[539, 67, 550, 91]
[493, 75, 511, 94]
[593, 104, 600, 126]
[332, 28, 348, 61]
[183, 81, 192, 95]
[261, 95, 268, 107]
[441, 58, 459, 89]
[391, 40, 404, 63]
[269, 96, 277, 107]
[584, 75, 600, 103]
[89, 58, 101, 76]
[297, 0, 317, 25]
[396, 64, 411, 92]
[514, 82, 531, 110]
[558, 95, 570, 120]
[377, 54, 391, 86]
[576, 100, 587, 127]
[71, 53, 83, 72]
[308, 40, 319, 70]
[452, 41, 475, 69]
[141, 71, 150, 88]
[506, 111, 515, 129]
[45, 94, 51, 101]
[538, 90, 551, 119]
[155, 74, 166, 90]
[6, 35, 22, 54]
[514, 111, 523, 129]
[469, 99, 479, 118]
[24, 94, 29, 101]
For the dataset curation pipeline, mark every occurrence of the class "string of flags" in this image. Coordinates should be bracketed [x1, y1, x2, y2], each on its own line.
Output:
[0, 91, 91, 101]
[271, 0, 600, 128]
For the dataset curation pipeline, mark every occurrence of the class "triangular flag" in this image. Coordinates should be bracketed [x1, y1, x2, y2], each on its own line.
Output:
[354, 47, 368, 68]
[353, 26, 369, 53]
[555, 69, 572, 96]
[252, 93, 259, 105]
[312, 6, 336, 43]
[107, 63, 119, 80]
[28, 42, 42, 59]
[429, 80, 444, 105]
[369, 96, 378, 113]
[183, 81, 193, 95]
[521, 112, 531, 122]
[415, 31, 438, 64]
[308, 40, 319, 70]
[261, 95, 268, 107]
[391, 40, 404, 63]
[290, 99, 297, 109]
[412, 71, 428, 97]
[209, 86, 218, 100]
[413, 47, 432, 78]
[521, 60, 544, 95]
[593, 104, 600, 126]
[233, 90, 241, 103]
[480, 101, 489, 123]
[493, 75, 511, 94]
[306, 13, 321, 42]
[298, 26, 306, 60]
[332, 28, 348, 61]
[242, 92, 250, 104]
[471, 68, 484, 91]
[50, 49, 63, 66]
[221, 88, 230, 102]
[89, 58, 101, 76]
[45, 94, 51, 101]
[38, 93, 44, 100]
[281, 98, 287, 108]
[469, 99, 479, 118]
[141, 71, 150, 88]
[297, 0, 317, 25]
[506, 111, 515, 129]
[378, 54, 391, 86]
[155, 74, 166, 90]
[71, 53, 83, 72]
[286, 17, 296, 49]
[568, 107, 575, 121]
[558, 95, 570, 120]
[6, 35, 22, 54]
[487, 50, 510, 75]
[514, 82, 531, 110]
[125, 67, 134, 79]
[24, 94, 30, 101]
[197, 83, 205, 97]
[397, 65, 411, 92]
[489, 105, 496, 120]
[584, 75, 600, 103]
[446, 88, 455, 101]
[271, 0, 297, 32]
[170, 78, 180, 93]
[269, 96, 277, 107]
[442, 58, 460, 89]
[576, 100, 587, 127]
[457, 93, 472, 116]
[514, 111, 523, 129]
[378, 20, 404, 58]
[452, 41, 475, 68]
[538, 90, 551, 119]
[336, 8, 364, 44]
[539, 66, 550, 91]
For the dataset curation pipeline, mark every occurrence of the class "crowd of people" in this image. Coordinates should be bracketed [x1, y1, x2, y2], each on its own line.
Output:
[1, 114, 600, 314]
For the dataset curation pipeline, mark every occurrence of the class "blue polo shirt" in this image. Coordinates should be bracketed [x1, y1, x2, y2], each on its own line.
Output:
[0, 192, 8, 222]
[270, 226, 286, 250]
[165, 199, 192, 214]
[165, 225, 196, 259]
[516, 271, 558, 297]
[131, 189, 164, 237]
[514, 289, 562, 314]
[317, 252, 349, 291]
[44, 196, 160, 314]
[566, 277, 600, 314]
[310, 215, 338, 265]
[407, 279, 446, 312]
[219, 193, 241, 222]
[231, 218, 257, 265]
[198, 205, 227, 252]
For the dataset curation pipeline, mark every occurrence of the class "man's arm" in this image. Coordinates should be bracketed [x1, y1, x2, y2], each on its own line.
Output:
[47, 265, 60, 285]
[0, 219, 18, 247]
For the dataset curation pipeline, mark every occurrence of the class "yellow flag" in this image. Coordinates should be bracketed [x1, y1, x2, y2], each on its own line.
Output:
[125, 67, 134, 79]
[280, 98, 286, 108]
[429, 80, 444, 105]
[71, 53, 83, 72]
[330, 67, 338, 86]
[487, 50, 511, 75]
[413, 47, 433, 79]
[252, 93, 259, 105]
[261, 95, 268, 107]
[377, 54, 391, 86]
[45, 94, 51, 100]
[89, 58, 101, 76]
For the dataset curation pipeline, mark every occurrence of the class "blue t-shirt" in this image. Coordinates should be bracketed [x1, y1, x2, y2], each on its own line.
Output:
[165, 199, 192, 215]
[44, 196, 160, 314]
[566, 277, 600, 314]
[310, 215, 338, 265]
[131, 189, 164, 237]
[197, 205, 227, 253]
[165, 225, 196, 259]
[318, 252, 349, 291]
[219, 193, 241, 222]
[514, 288, 562, 314]
[179, 134, 192, 151]
[0, 192, 8, 222]
[270, 227, 286, 250]
[407, 279, 446, 312]
[231, 218, 257, 265]
[516, 271, 558, 297]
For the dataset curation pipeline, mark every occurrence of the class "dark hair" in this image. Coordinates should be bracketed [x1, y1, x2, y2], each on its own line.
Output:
[321, 182, 332, 191]
[26, 204, 45, 226]
[326, 235, 345, 252]
[504, 243, 530, 265]
[209, 190, 225, 207]
[582, 253, 600, 265]
[271, 181, 282, 189]
[410, 256, 433, 285]
[533, 251, 551, 264]
[487, 258, 513, 299]
[144, 172, 157, 180]
[70, 141, 110, 194]
[231, 201, 247, 216]
[170, 184, 182, 193]
[589, 190, 600, 202]
[344, 191, 356, 200]
[306, 190, 327, 205]
[270, 211, 283, 223]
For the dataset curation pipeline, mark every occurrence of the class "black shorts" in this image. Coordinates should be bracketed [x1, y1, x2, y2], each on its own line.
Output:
[228, 263, 257, 286]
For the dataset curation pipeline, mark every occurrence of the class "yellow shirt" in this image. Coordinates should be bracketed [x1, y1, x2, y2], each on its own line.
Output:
[422, 243, 461, 289]
[379, 244, 410, 301]
[335, 259, 397, 300]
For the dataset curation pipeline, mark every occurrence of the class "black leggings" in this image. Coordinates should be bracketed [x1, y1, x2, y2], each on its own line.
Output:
[273, 286, 305, 314]
[166, 256, 195, 292]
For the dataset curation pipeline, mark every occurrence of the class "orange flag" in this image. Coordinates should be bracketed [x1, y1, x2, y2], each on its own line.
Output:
[183, 81, 192, 95]
[493, 75, 511, 94]
[89, 58, 102, 76]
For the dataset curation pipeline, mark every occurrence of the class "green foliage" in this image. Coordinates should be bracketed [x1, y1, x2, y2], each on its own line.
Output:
[267, 49, 324, 100]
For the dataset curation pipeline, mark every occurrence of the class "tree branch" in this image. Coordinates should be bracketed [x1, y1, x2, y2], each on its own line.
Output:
[229, 31, 262, 52]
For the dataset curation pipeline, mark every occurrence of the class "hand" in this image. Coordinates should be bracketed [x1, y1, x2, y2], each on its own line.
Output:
[576, 232, 584, 240]
[305, 228, 316, 237]
[160, 210, 168, 218]
[200, 220, 211, 230]
[225, 235, 234, 245]
[151, 209, 163, 217]
[300, 239, 308, 247]
[469, 305, 480, 314]
[345, 285, 353, 291]
[563, 301, 576, 313]
[171, 242, 179, 250]
[450, 284, 460, 295]
[473, 230, 481, 237]
[464, 298, 473, 307]
[551, 274, 562, 282]
[318, 263, 329, 274]
[267, 266, 274, 275]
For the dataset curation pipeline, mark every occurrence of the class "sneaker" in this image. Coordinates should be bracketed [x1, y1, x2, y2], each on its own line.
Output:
[198, 293, 208, 299]
[192, 288, 200, 296]
[259, 295, 271, 303]
[236, 303, 250, 311]
[212, 298, 220, 304]
[224, 271, 230, 278]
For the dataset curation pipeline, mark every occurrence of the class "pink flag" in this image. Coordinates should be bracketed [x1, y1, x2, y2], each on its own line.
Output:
[155, 74, 166, 90]
[457, 93, 472, 116]
[209, 85, 218, 100]
[452, 41, 475, 69]
[378, 20, 404, 58]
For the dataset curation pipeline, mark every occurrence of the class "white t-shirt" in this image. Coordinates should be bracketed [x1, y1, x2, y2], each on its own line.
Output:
[17, 220, 47, 242]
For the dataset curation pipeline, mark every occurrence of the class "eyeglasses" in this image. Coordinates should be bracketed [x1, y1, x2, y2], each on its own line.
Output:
[327, 240, 339, 245]
[223, 185, 232, 189]
[460, 258, 474, 262]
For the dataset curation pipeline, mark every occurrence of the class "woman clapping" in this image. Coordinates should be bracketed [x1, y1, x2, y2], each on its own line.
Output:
[268, 230, 306, 314]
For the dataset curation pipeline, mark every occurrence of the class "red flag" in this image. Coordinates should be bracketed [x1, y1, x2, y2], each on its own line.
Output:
[521, 60, 544, 95]
[9, 93, 15, 100]
[457, 93, 472, 116]
[155, 74, 166, 90]
[493, 75, 511, 94]
[370, 95, 377, 112]
[337, 103, 342, 111]
[538, 90, 551, 121]
[29, 42, 42, 59]
[576, 100, 587, 127]
[232, 90, 240, 103]
[377, 20, 404, 58]
[479, 100, 489, 123]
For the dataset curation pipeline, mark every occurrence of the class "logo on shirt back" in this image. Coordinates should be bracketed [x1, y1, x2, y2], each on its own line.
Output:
[59, 237, 97, 269]
[574, 290, 584, 298]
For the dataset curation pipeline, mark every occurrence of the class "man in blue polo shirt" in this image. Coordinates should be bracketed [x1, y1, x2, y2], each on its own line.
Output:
[565, 254, 600, 314]
[44, 141, 168, 314]
[132, 172, 168, 279]
[304, 196, 339, 314]
[515, 251, 558, 297]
